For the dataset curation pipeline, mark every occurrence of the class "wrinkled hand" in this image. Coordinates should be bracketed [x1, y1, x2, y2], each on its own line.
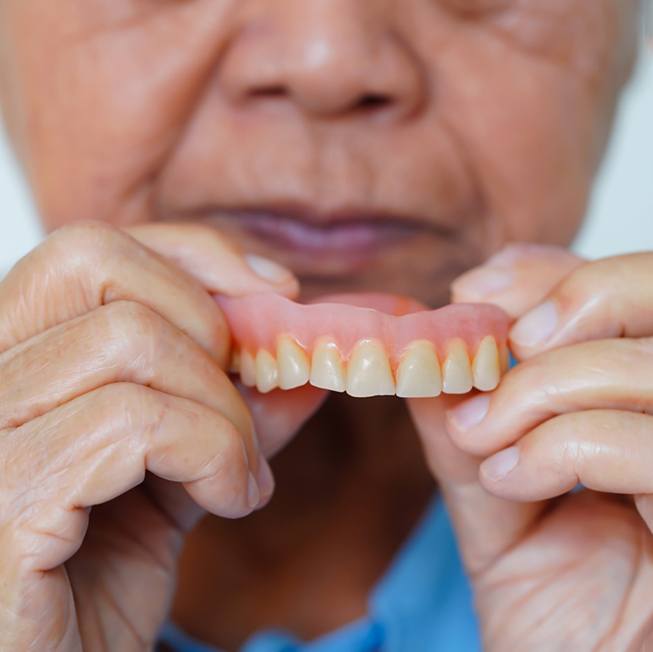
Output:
[0, 222, 324, 651]
[409, 244, 653, 651]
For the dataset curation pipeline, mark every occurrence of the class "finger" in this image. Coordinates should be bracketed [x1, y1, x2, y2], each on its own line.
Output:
[0, 301, 257, 469]
[479, 409, 653, 501]
[446, 337, 653, 456]
[452, 243, 583, 319]
[0, 221, 230, 364]
[126, 222, 299, 299]
[242, 384, 328, 457]
[406, 244, 582, 576]
[2, 382, 265, 571]
[510, 252, 653, 359]
[407, 397, 545, 577]
[133, 223, 321, 459]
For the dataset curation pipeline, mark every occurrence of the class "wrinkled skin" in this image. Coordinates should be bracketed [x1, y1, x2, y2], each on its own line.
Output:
[0, 0, 638, 303]
[0, 0, 650, 650]
[414, 245, 653, 651]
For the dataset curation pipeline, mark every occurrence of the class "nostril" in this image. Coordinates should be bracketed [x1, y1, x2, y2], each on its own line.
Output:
[355, 93, 393, 114]
[248, 85, 288, 100]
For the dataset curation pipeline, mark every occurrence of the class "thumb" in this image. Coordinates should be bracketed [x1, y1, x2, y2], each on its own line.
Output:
[408, 243, 583, 576]
[126, 222, 299, 299]
[452, 243, 583, 320]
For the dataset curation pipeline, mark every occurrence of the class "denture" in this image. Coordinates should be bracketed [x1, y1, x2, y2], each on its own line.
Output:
[216, 293, 510, 398]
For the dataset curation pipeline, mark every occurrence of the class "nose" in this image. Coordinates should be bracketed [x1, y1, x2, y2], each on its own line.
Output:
[218, 1, 426, 121]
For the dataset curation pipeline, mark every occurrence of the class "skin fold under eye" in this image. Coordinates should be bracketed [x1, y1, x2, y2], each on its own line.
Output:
[470, 0, 639, 79]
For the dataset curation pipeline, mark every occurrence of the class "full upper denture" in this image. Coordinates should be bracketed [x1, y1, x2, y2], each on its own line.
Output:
[215, 293, 510, 398]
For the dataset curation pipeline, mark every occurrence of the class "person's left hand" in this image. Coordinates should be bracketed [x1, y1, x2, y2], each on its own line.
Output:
[409, 245, 653, 651]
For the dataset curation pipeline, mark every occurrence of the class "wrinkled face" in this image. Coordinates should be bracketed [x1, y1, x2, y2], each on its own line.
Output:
[0, 1, 641, 305]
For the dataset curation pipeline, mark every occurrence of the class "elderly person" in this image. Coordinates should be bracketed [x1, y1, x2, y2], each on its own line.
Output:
[0, 1, 649, 650]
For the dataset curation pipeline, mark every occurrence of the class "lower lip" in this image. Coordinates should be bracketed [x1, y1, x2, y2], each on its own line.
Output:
[213, 213, 421, 255]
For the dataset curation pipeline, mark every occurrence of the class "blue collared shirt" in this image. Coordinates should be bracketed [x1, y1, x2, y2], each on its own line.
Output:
[159, 497, 481, 651]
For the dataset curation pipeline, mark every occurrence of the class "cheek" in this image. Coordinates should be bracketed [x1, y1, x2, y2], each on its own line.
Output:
[2, 1, 228, 229]
[435, 35, 611, 248]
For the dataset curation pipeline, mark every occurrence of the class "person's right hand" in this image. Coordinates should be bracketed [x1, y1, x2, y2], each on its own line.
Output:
[0, 221, 324, 651]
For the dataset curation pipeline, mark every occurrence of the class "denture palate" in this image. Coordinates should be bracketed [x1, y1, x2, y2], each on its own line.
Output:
[216, 293, 510, 398]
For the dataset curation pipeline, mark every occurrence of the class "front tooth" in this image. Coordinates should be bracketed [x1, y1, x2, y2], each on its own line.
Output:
[442, 339, 473, 394]
[310, 338, 346, 392]
[396, 340, 442, 398]
[240, 350, 257, 387]
[472, 336, 500, 391]
[277, 335, 310, 390]
[346, 339, 395, 398]
[255, 349, 279, 393]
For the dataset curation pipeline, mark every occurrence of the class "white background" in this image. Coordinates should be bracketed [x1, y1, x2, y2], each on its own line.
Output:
[1, 49, 652, 271]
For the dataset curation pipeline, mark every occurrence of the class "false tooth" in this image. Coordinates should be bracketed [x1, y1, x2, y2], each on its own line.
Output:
[255, 349, 279, 393]
[396, 340, 442, 398]
[277, 335, 310, 390]
[310, 338, 346, 392]
[442, 339, 473, 394]
[240, 350, 257, 387]
[472, 336, 500, 391]
[346, 339, 395, 398]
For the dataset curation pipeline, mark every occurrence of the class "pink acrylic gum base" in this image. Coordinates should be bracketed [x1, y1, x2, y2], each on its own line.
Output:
[215, 292, 510, 367]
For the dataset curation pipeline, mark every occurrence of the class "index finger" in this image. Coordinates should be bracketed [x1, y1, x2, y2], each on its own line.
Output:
[0, 221, 295, 368]
[0, 222, 230, 364]
[452, 243, 583, 320]
[510, 252, 653, 359]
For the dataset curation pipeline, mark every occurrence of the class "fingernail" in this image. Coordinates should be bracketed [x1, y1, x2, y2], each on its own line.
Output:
[511, 300, 558, 348]
[247, 472, 260, 510]
[256, 455, 275, 503]
[448, 394, 490, 432]
[245, 254, 293, 284]
[482, 446, 519, 481]
[485, 243, 532, 267]
[453, 268, 513, 300]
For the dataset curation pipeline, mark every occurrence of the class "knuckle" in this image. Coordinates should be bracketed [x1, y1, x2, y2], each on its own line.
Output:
[89, 381, 168, 453]
[556, 257, 620, 306]
[102, 300, 168, 353]
[95, 381, 155, 423]
[500, 355, 550, 402]
[48, 220, 122, 256]
[555, 264, 592, 304]
[203, 419, 248, 482]
[43, 221, 131, 280]
[550, 413, 592, 469]
[95, 381, 138, 407]
[97, 382, 171, 450]
[115, 301, 174, 370]
[559, 434, 590, 476]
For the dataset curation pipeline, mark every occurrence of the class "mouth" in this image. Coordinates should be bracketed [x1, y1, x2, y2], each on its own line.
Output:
[193, 205, 454, 271]
[218, 210, 420, 251]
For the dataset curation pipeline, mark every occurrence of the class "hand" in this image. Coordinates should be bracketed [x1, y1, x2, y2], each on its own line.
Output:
[409, 244, 653, 651]
[0, 221, 324, 651]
